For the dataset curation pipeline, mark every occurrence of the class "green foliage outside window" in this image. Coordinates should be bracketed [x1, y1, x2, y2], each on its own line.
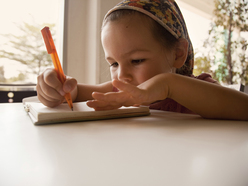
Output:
[194, 0, 248, 85]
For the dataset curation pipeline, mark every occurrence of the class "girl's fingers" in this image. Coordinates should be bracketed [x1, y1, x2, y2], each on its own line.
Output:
[37, 75, 63, 101]
[38, 81, 63, 101]
[92, 92, 121, 103]
[37, 68, 78, 108]
[37, 92, 64, 108]
[87, 100, 121, 110]
[87, 100, 110, 108]
[112, 79, 147, 103]
[112, 79, 143, 98]
[63, 77, 77, 93]
[92, 91, 134, 106]
[37, 68, 66, 107]
[91, 92, 107, 101]
[36, 83, 64, 106]
[43, 69, 65, 96]
[88, 80, 149, 110]
[92, 81, 146, 106]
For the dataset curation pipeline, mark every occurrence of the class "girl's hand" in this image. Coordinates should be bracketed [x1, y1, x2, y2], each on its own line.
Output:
[36, 68, 77, 108]
[87, 73, 169, 110]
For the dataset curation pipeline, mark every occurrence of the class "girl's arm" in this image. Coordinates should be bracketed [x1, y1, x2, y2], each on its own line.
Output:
[37, 68, 113, 108]
[166, 73, 248, 120]
[88, 73, 248, 120]
[75, 81, 113, 102]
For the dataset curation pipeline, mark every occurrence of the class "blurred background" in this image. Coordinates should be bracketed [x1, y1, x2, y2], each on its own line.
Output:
[0, 0, 247, 102]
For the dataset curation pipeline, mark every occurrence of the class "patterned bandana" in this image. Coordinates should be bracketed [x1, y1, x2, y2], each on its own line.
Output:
[104, 0, 194, 75]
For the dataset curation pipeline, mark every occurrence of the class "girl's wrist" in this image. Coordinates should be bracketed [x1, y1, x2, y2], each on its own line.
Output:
[71, 84, 78, 102]
[145, 72, 173, 101]
[160, 72, 174, 100]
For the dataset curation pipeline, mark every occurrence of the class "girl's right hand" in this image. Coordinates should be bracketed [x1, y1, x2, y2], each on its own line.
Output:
[36, 68, 77, 108]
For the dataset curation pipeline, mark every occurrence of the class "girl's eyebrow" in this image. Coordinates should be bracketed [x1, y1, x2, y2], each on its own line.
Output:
[106, 49, 150, 61]
[124, 49, 150, 55]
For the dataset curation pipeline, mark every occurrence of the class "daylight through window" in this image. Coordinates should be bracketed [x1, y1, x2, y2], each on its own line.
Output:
[0, 0, 62, 84]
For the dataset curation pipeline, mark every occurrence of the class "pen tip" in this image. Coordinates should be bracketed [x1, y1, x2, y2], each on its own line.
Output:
[71, 107, 73, 111]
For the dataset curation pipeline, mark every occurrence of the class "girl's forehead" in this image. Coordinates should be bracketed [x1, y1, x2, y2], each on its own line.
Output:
[101, 15, 154, 43]
[101, 19, 166, 61]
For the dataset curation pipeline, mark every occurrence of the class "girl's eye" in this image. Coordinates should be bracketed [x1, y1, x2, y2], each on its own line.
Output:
[110, 62, 118, 67]
[131, 59, 145, 64]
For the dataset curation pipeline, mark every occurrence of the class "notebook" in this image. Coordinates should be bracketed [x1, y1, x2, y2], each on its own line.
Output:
[23, 97, 150, 125]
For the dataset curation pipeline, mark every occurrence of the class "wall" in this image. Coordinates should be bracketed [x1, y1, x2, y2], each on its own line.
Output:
[63, 0, 120, 84]
[177, 0, 214, 19]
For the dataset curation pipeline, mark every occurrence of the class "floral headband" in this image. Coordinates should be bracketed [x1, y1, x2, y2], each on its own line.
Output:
[104, 0, 194, 75]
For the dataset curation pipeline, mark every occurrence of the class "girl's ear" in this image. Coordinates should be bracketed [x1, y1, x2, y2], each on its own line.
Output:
[172, 38, 189, 68]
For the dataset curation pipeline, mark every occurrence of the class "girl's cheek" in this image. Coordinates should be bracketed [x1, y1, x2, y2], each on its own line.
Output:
[110, 69, 118, 80]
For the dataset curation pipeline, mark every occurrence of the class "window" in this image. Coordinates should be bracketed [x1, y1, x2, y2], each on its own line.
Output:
[0, 0, 63, 103]
[0, 0, 63, 84]
[176, 0, 213, 58]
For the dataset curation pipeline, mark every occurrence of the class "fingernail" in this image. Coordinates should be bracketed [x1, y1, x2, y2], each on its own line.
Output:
[64, 85, 71, 93]
[59, 90, 65, 96]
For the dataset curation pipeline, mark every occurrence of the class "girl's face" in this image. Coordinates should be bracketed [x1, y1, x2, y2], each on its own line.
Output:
[101, 14, 176, 86]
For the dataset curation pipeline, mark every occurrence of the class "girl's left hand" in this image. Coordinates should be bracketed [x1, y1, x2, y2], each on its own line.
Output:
[87, 73, 169, 110]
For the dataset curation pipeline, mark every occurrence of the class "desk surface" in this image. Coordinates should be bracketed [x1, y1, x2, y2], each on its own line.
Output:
[1, 103, 248, 186]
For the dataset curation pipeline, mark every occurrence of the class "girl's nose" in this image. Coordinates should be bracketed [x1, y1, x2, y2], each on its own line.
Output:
[118, 65, 133, 83]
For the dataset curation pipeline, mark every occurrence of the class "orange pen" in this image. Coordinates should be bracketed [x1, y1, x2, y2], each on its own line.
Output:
[41, 26, 73, 111]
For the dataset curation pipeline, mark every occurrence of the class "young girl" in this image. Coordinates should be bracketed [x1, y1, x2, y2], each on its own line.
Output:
[37, 0, 248, 120]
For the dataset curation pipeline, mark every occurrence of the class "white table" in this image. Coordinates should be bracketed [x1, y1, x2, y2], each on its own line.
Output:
[1, 103, 248, 186]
